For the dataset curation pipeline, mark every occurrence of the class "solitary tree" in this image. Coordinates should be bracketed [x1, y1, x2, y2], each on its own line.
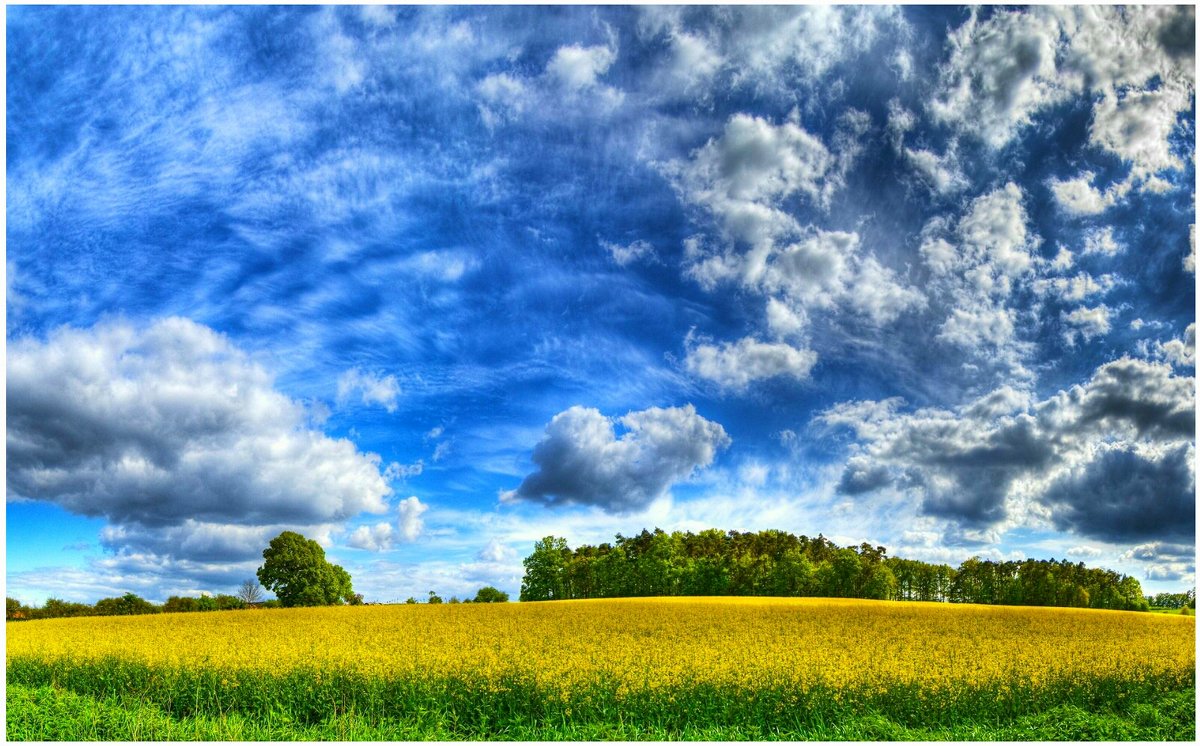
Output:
[257, 531, 357, 607]
[237, 579, 264, 604]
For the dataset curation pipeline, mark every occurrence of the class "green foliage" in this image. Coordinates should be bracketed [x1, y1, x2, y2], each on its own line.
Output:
[427, 591, 443, 605]
[256, 531, 356, 607]
[93, 593, 157, 616]
[519, 528, 1152, 611]
[7, 659, 1194, 741]
[7, 597, 32, 621]
[473, 586, 509, 603]
[520, 536, 570, 601]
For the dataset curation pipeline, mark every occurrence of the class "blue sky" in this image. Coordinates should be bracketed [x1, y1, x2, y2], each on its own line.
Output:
[6, 4, 1195, 604]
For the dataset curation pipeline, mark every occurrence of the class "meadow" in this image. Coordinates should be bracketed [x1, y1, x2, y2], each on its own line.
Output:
[6, 597, 1196, 740]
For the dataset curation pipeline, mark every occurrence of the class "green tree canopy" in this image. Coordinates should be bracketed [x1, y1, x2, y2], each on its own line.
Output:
[256, 531, 356, 607]
[520, 536, 570, 601]
[473, 586, 510, 603]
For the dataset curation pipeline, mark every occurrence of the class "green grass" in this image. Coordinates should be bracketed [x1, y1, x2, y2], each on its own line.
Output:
[7, 657, 1196, 741]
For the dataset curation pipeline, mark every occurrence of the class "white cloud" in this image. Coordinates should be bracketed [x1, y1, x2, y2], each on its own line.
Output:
[6, 318, 391, 562]
[1159, 323, 1196, 368]
[1062, 305, 1113, 342]
[337, 368, 401, 413]
[903, 146, 966, 194]
[506, 404, 731, 512]
[1034, 272, 1117, 302]
[765, 297, 807, 337]
[1082, 226, 1122, 257]
[1066, 545, 1104, 559]
[937, 305, 1017, 351]
[347, 496, 428, 551]
[956, 183, 1036, 285]
[383, 461, 424, 481]
[1186, 225, 1196, 274]
[547, 43, 616, 91]
[1090, 82, 1192, 181]
[670, 112, 837, 248]
[476, 73, 531, 126]
[930, 8, 1066, 148]
[685, 336, 818, 391]
[397, 496, 429, 542]
[932, 6, 1194, 193]
[475, 38, 623, 126]
[600, 238, 655, 267]
[1050, 171, 1116, 216]
[348, 522, 395, 552]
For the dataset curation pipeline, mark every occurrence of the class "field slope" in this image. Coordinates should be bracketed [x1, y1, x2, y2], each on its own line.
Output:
[7, 597, 1196, 740]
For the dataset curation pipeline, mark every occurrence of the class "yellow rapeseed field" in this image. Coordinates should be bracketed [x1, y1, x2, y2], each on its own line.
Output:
[7, 597, 1194, 697]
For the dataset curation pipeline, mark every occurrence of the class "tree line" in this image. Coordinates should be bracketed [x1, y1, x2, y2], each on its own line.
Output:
[6, 588, 264, 621]
[520, 528, 1163, 612]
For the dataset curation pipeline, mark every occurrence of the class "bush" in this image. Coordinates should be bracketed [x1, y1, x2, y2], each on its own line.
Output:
[473, 586, 510, 603]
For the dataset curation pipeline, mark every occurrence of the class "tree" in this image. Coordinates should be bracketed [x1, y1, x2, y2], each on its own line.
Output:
[427, 591, 443, 604]
[473, 586, 510, 603]
[520, 536, 570, 601]
[7, 597, 30, 620]
[94, 593, 157, 616]
[237, 579, 264, 604]
[257, 531, 357, 607]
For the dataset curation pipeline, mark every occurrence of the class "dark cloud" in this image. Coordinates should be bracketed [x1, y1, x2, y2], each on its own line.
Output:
[1045, 446, 1194, 543]
[1070, 358, 1195, 439]
[507, 404, 730, 512]
[1122, 541, 1195, 562]
[822, 356, 1195, 540]
[1155, 6, 1195, 61]
[6, 318, 390, 560]
[836, 458, 893, 495]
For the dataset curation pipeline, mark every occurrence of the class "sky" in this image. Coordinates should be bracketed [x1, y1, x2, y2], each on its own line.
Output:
[5, 4, 1196, 605]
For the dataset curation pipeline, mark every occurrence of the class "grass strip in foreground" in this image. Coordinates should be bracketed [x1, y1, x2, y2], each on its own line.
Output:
[7, 657, 1196, 741]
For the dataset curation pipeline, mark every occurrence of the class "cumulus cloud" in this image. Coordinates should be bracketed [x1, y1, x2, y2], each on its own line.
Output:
[1088, 79, 1192, 181]
[6, 318, 391, 561]
[1044, 445, 1194, 543]
[638, 5, 903, 98]
[546, 43, 616, 91]
[505, 404, 730, 512]
[818, 355, 1194, 541]
[1159, 323, 1196, 368]
[930, 8, 1066, 148]
[917, 184, 1042, 376]
[1062, 304, 1113, 342]
[347, 496, 428, 551]
[337, 368, 400, 412]
[933, 6, 1194, 191]
[348, 522, 395, 552]
[666, 111, 922, 388]
[685, 336, 818, 391]
[670, 112, 838, 248]
[397, 496, 428, 541]
[1050, 171, 1116, 216]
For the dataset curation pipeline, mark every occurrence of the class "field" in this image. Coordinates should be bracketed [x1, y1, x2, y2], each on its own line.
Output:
[6, 597, 1196, 740]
